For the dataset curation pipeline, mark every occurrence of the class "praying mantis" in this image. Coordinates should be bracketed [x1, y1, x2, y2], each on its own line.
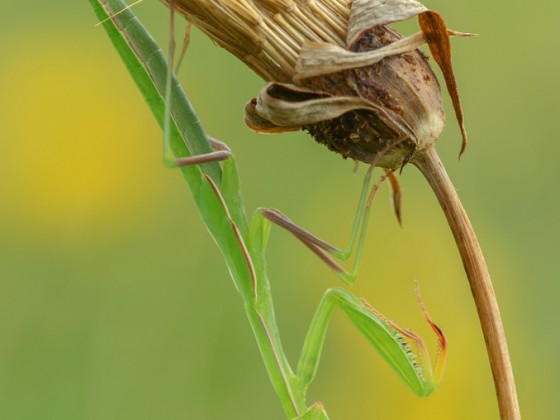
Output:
[89, 0, 449, 418]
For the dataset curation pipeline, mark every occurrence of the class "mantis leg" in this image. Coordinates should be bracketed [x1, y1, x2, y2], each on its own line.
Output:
[162, 0, 178, 167]
[260, 168, 401, 284]
[174, 21, 192, 74]
[162, 0, 231, 168]
[172, 136, 231, 166]
[296, 287, 446, 398]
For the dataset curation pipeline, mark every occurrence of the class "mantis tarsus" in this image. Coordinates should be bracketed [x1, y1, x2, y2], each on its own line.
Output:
[90, 0, 447, 418]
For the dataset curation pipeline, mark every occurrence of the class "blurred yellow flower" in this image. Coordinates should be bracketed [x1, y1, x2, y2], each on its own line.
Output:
[0, 34, 165, 236]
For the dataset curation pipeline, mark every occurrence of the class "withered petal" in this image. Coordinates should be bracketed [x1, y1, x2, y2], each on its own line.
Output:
[253, 82, 411, 129]
[295, 31, 426, 79]
[244, 98, 301, 133]
[347, 0, 428, 47]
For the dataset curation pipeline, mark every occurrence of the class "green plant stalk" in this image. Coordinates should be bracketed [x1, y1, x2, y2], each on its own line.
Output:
[89, 0, 305, 416]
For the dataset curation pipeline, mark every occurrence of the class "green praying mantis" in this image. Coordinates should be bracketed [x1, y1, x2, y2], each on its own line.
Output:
[89, 0, 447, 418]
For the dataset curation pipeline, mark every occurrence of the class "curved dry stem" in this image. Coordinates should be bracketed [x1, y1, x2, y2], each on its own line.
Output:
[412, 146, 520, 420]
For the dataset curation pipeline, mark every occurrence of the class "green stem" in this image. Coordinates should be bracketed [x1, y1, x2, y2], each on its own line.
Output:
[246, 303, 305, 417]
[90, 1, 305, 417]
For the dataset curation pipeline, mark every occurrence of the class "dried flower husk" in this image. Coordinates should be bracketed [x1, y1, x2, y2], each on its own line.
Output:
[164, 0, 469, 169]
[246, 23, 445, 168]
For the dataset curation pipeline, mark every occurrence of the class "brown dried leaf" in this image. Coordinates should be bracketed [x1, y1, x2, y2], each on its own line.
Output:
[386, 170, 403, 226]
[418, 10, 468, 157]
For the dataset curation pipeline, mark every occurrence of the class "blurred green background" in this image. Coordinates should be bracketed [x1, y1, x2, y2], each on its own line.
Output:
[0, 1, 557, 419]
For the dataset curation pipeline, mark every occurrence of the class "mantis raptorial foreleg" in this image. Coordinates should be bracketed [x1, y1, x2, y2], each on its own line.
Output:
[296, 286, 447, 397]
[260, 167, 402, 285]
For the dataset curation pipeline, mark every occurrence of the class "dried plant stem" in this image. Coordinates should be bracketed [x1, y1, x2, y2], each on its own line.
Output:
[413, 146, 520, 420]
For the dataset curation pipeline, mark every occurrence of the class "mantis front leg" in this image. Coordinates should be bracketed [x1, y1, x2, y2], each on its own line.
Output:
[296, 286, 447, 398]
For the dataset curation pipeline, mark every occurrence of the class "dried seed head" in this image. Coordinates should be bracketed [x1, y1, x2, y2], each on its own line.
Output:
[164, 0, 470, 169]
[298, 25, 445, 167]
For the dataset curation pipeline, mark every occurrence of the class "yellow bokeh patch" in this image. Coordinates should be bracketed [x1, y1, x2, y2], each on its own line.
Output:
[0, 33, 167, 237]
